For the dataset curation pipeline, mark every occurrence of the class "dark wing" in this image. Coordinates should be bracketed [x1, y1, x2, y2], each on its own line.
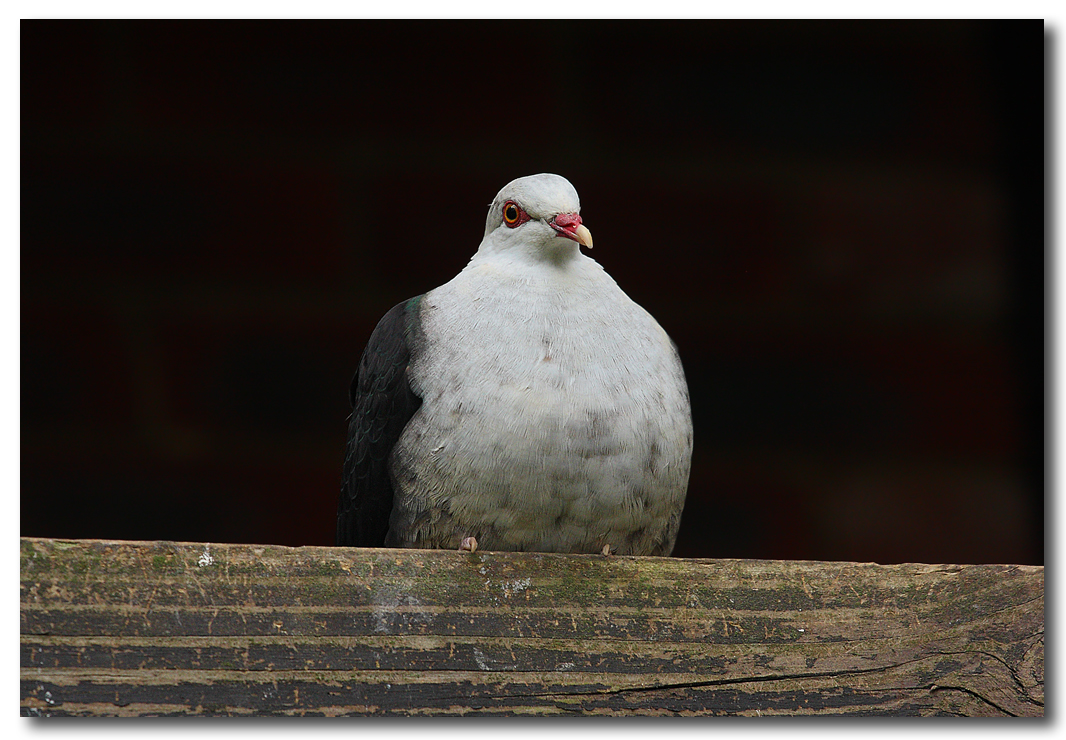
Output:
[337, 296, 424, 546]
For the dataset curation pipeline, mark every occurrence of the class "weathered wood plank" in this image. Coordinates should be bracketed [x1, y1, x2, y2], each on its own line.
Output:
[20, 537, 1044, 716]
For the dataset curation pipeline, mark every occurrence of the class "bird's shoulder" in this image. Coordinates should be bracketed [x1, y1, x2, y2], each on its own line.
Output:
[349, 295, 425, 405]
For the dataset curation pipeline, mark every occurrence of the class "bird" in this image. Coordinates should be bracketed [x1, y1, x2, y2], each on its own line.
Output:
[337, 173, 692, 556]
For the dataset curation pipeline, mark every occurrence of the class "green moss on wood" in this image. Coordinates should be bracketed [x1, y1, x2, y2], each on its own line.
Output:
[19, 538, 1043, 717]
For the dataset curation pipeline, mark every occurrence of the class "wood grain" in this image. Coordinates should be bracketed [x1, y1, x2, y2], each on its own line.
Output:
[20, 537, 1043, 716]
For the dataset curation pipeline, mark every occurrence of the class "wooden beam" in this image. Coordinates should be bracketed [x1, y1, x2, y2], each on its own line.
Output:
[20, 537, 1043, 716]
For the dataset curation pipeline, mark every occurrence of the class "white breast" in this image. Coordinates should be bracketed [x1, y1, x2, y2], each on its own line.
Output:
[393, 251, 692, 553]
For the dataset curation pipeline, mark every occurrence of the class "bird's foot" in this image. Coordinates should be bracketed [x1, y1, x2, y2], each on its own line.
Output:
[459, 536, 479, 553]
[601, 544, 612, 557]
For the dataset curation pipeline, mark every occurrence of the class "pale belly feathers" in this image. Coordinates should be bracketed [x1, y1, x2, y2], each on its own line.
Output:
[389, 256, 693, 554]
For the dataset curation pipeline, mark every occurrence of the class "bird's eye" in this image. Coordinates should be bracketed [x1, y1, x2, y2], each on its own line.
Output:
[503, 201, 522, 227]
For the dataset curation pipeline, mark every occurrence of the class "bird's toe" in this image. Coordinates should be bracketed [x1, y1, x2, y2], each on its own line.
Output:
[459, 536, 479, 553]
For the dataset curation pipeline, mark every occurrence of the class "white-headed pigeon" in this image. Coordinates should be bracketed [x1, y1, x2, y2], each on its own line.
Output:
[338, 174, 692, 555]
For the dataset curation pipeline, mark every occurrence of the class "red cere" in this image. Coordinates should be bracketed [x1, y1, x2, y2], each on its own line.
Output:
[553, 212, 582, 229]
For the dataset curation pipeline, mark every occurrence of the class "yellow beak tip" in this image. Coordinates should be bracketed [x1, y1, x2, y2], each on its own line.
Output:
[576, 224, 593, 249]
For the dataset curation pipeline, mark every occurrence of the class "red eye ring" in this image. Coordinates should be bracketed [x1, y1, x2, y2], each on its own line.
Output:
[502, 200, 528, 228]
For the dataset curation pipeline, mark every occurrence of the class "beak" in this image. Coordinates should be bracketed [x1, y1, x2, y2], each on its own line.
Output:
[550, 213, 594, 249]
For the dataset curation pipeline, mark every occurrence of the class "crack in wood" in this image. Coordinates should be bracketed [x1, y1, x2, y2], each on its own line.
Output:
[932, 645, 1044, 708]
[928, 683, 1017, 717]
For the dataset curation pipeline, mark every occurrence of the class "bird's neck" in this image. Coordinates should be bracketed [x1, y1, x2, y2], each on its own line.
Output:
[472, 234, 583, 271]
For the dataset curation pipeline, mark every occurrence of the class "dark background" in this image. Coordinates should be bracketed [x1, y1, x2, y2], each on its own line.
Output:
[21, 20, 1044, 565]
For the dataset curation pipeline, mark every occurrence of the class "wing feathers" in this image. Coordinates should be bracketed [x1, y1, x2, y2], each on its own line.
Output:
[337, 296, 424, 546]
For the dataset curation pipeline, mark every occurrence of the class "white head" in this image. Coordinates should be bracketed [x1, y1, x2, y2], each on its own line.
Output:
[478, 174, 593, 263]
